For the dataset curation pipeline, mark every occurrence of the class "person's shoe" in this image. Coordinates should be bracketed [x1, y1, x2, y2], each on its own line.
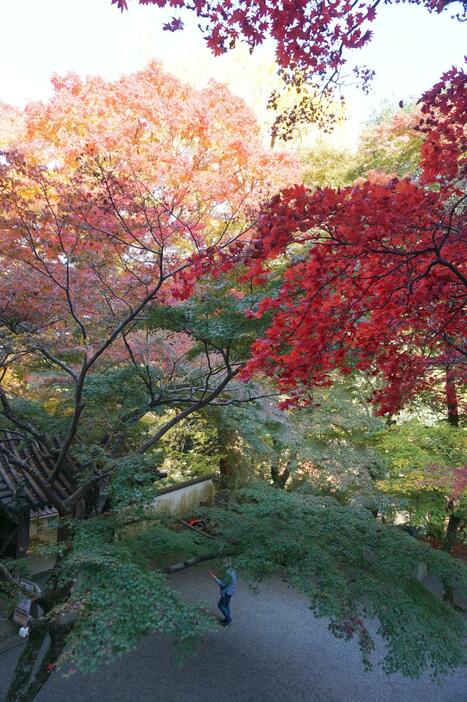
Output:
[220, 618, 232, 626]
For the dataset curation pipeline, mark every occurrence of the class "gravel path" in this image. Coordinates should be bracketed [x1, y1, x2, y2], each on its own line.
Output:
[1, 565, 465, 702]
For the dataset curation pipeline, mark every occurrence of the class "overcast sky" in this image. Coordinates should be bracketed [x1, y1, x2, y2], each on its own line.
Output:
[0, 0, 465, 145]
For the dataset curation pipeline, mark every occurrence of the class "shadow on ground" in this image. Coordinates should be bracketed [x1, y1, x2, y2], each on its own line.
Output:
[0, 564, 465, 702]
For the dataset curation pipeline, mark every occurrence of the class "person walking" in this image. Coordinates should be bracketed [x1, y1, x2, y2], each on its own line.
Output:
[210, 560, 237, 626]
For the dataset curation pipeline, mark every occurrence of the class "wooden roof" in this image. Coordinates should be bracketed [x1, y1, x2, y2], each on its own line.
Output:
[0, 432, 75, 513]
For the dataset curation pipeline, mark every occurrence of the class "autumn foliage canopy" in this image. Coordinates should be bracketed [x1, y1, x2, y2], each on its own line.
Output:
[0, 62, 296, 359]
[0, 4, 466, 699]
[113, 0, 466, 138]
[114, 0, 464, 85]
[107, 0, 466, 419]
[1, 62, 465, 420]
[240, 66, 466, 415]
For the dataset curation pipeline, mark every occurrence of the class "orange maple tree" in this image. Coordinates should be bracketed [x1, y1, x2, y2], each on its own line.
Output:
[0, 60, 297, 512]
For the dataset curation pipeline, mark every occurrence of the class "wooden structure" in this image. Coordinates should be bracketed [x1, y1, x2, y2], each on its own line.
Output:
[0, 433, 75, 559]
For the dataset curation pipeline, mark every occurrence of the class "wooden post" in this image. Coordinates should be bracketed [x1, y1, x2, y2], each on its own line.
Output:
[16, 512, 30, 558]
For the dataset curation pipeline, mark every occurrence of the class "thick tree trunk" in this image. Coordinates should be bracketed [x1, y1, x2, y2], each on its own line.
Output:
[4, 536, 73, 702]
[7, 618, 73, 702]
[5, 619, 49, 702]
[5, 587, 74, 702]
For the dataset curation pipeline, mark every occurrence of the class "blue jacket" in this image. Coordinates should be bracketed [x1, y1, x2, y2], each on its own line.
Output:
[214, 568, 237, 596]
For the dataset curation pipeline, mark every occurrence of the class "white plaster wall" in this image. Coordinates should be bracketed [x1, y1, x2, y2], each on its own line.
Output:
[153, 479, 215, 516]
[29, 514, 57, 547]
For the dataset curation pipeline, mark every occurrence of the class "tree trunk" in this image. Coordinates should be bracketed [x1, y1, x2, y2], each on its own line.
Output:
[5, 584, 74, 702]
[5, 619, 49, 702]
[5, 536, 73, 702]
[7, 617, 73, 702]
[442, 510, 461, 554]
[165, 551, 236, 574]
[271, 462, 291, 489]
[219, 456, 232, 490]
[445, 366, 459, 427]
[218, 429, 240, 489]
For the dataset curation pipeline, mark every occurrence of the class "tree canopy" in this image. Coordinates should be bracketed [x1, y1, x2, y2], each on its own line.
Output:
[0, 4, 466, 702]
[239, 68, 466, 416]
[112, 0, 466, 139]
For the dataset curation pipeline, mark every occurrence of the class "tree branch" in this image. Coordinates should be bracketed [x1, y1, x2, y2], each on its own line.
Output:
[137, 367, 242, 454]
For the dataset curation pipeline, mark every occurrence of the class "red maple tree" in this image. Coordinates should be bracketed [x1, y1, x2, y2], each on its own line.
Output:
[240, 67, 466, 417]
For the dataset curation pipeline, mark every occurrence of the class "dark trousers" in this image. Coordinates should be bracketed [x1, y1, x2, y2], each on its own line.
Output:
[218, 594, 232, 622]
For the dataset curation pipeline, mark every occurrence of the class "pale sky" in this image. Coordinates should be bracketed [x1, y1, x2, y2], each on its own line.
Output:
[0, 0, 465, 147]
